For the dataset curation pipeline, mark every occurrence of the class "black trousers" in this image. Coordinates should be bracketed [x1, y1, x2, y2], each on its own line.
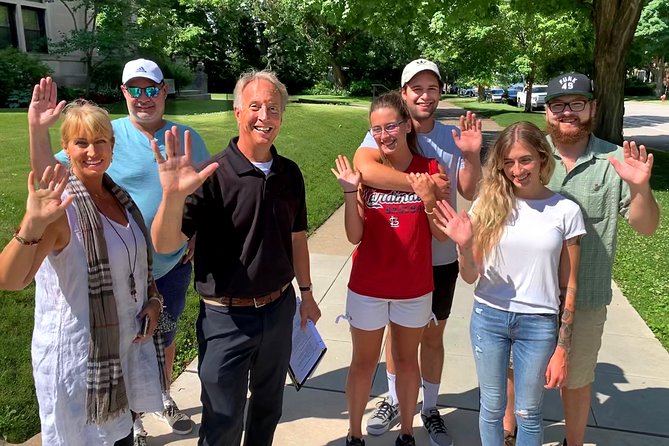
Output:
[197, 286, 296, 446]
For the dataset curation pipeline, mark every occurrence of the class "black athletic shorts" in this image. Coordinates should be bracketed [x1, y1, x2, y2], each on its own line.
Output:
[431, 261, 459, 320]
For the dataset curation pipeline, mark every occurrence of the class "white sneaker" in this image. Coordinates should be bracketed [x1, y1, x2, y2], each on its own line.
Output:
[154, 398, 193, 435]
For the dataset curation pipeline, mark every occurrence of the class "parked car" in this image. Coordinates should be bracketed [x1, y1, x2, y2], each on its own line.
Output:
[505, 86, 523, 105]
[458, 87, 476, 97]
[517, 84, 548, 110]
[487, 88, 505, 103]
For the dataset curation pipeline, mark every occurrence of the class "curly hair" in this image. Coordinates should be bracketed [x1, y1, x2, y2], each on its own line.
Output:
[60, 99, 114, 147]
[369, 91, 418, 166]
[473, 121, 555, 259]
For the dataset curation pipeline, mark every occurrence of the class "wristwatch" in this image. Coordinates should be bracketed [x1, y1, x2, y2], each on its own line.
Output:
[298, 284, 312, 293]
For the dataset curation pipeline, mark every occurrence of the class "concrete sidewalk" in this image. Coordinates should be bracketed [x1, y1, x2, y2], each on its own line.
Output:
[141, 198, 669, 445]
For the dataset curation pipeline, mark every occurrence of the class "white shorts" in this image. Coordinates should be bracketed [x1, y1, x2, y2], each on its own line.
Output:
[345, 288, 433, 331]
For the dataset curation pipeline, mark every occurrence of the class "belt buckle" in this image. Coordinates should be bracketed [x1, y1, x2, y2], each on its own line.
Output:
[254, 296, 267, 308]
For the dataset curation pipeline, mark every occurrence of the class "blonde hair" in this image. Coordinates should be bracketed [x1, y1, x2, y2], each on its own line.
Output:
[233, 70, 289, 111]
[473, 121, 555, 259]
[60, 100, 114, 147]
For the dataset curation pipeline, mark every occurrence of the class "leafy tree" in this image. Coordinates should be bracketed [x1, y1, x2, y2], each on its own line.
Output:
[50, 0, 139, 91]
[632, 0, 669, 95]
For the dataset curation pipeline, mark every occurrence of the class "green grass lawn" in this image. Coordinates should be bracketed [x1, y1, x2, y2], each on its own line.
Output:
[0, 100, 369, 442]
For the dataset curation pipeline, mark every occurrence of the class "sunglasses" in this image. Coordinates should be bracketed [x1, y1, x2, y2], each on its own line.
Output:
[125, 85, 162, 98]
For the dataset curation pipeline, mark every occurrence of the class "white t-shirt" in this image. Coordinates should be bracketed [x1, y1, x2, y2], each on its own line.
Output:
[359, 121, 464, 265]
[473, 193, 586, 314]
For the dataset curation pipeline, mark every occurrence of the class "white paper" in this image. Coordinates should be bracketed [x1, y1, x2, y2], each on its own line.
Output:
[289, 301, 327, 389]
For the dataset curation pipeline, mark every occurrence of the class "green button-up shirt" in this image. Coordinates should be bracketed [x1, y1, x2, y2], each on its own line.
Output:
[547, 134, 630, 309]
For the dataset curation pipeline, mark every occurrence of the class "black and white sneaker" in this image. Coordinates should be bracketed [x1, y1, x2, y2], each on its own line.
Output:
[366, 398, 400, 435]
[421, 408, 453, 446]
[154, 398, 193, 435]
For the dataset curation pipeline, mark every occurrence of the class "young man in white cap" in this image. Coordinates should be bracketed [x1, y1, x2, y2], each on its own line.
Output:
[354, 58, 483, 446]
[28, 58, 211, 445]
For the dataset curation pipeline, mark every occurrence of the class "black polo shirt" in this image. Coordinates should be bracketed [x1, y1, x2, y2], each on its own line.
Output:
[181, 137, 308, 298]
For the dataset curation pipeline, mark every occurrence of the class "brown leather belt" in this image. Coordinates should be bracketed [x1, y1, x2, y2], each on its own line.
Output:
[202, 283, 290, 308]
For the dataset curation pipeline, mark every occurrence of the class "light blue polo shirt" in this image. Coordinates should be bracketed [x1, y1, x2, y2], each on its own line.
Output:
[360, 121, 464, 265]
[56, 117, 210, 278]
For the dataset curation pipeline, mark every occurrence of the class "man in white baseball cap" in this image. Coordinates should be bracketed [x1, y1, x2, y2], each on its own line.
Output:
[114, 57, 211, 443]
[353, 58, 483, 446]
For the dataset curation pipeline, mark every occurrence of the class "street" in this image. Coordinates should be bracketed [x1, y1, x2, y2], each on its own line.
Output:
[623, 100, 669, 152]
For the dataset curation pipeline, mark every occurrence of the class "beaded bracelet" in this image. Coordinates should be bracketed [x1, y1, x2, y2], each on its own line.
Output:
[424, 208, 435, 215]
[13, 229, 42, 246]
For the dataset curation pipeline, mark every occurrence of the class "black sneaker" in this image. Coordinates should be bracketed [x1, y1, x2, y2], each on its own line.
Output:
[346, 435, 365, 446]
[421, 408, 453, 446]
[395, 434, 416, 446]
[366, 398, 400, 435]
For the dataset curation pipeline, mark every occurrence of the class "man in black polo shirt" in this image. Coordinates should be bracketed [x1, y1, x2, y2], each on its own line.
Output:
[151, 70, 321, 446]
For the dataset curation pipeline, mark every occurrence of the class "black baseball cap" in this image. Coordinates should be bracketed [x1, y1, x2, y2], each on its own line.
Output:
[545, 72, 594, 102]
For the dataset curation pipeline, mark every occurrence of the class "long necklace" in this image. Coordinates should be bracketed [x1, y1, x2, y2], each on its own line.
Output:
[98, 200, 138, 302]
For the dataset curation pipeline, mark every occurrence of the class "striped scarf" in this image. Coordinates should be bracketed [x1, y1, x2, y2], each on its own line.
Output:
[67, 173, 168, 424]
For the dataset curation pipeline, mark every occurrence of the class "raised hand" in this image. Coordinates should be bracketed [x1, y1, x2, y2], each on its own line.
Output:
[330, 154, 360, 193]
[432, 200, 474, 248]
[25, 164, 73, 229]
[152, 126, 219, 198]
[28, 77, 66, 130]
[452, 111, 482, 158]
[608, 141, 654, 187]
[406, 172, 436, 203]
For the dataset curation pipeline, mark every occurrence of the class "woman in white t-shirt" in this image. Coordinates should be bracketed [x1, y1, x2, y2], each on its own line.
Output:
[432, 121, 586, 446]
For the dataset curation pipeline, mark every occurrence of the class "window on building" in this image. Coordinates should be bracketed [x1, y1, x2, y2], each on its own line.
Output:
[0, 4, 18, 49]
[22, 7, 46, 52]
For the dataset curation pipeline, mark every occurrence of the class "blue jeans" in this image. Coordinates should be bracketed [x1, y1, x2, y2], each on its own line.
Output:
[155, 261, 193, 346]
[470, 301, 557, 446]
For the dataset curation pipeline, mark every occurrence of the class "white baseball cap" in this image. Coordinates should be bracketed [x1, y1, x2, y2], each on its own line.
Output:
[122, 58, 164, 84]
[401, 58, 441, 88]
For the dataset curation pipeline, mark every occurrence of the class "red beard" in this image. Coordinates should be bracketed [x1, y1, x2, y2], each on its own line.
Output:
[546, 113, 594, 146]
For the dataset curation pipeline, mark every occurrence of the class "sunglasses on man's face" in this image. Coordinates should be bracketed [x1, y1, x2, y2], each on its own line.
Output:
[125, 85, 162, 98]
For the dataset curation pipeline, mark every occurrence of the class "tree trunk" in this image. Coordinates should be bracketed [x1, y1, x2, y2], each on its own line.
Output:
[592, 0, 645, 145]
[524, 71, 535, 113]
[656, 57, 665, 96]
[330, 60, 345, 91]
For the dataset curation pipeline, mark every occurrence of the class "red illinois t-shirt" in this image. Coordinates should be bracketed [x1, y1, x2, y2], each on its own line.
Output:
[348, 155, 438, 299]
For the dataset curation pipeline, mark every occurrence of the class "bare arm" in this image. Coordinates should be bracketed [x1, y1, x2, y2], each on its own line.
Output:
[545, 236, 581, 389]
[331, 155, 364, 244]
[452, 112, 483, 200]
[628, 182, 659, 235]
[151, 127, 219, 254]
[28, 78, 66, 177]
[407, 173, 447, 242]
[0, 167, 71, 290]
[292, 231, 321, 328]
[353, 147, 413, 192]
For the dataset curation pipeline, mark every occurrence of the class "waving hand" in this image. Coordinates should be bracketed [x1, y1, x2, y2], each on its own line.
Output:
[152, 126, 218, 198]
